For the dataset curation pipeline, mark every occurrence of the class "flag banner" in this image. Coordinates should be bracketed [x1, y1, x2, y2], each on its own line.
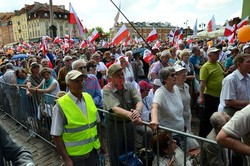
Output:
[207, 15, 216, 32]
[147, 28, 158, 43]
[88, 29, 101, 43]
[69, 3, 85, 38]
[112, 24, 129, 45]
[193, 19, 198, 38]
[143, 49, 154, 64]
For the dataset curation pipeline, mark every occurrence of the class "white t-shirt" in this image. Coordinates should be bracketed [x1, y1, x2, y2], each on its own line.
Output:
[96, 62, 107, 79]
[218, 70, 250, 112]
[222, 104, 250, 139]
[153, 85, 184, 131]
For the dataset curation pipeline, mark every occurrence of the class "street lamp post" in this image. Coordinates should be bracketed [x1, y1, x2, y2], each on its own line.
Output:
[184, 20, 188, 36]
[49, 0, 57, 39]
[199, 23, 206, 30]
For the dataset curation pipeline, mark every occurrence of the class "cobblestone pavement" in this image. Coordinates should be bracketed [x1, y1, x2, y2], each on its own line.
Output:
[0, 111, 63, 166]
[0, 108, 200, 166]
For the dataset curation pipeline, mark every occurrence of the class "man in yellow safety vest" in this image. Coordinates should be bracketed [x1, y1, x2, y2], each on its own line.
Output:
[51, 70, 101, 166]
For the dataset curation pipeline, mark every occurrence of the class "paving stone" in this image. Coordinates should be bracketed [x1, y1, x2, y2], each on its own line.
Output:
[0, 111, 63, 166]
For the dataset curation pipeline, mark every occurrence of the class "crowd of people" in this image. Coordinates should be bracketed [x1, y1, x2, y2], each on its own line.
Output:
[0, 37, 250, 165]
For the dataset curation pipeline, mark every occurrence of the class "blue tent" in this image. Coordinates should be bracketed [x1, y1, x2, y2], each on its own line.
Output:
[11, 54, 28, 60]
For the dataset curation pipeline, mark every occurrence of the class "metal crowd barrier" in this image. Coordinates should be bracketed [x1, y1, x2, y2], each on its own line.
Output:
[0, 81, 232, 166]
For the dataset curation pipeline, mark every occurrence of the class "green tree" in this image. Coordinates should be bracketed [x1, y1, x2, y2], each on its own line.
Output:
[87, 27, 111, 43]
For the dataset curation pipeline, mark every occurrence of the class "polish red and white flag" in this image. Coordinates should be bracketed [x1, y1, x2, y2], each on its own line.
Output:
[143, 49, 154, 64]
[112, 24, 129, 45]
[69, 3, 85, 38]
[124, 34, 131, 47]
[53, 36, 63, 44]
[88, 29, 100, 43]
[147, 28, 158, 43]
[80, 40, 87, 48]
[237, 16, 249, 29]
[207, 15, 216, 32]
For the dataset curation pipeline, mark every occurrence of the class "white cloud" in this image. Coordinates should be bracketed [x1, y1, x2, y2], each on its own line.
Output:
[0, 0, 242, 32]
[229, 10, 241, 20]
[196, 0, 232, 10]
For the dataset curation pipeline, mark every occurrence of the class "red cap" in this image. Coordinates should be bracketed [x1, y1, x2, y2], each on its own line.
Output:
[138, 80, 153, 91]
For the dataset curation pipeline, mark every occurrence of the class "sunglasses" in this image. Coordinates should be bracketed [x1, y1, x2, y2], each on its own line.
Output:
[78, 66, 87, 70]
[170, 73, 177, 77]
[66, 59, 72, 62]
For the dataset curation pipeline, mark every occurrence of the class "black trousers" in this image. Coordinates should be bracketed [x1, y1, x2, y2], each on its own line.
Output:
[199, 94, 220, 138]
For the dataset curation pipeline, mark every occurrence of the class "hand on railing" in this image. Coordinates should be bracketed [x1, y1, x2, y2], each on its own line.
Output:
[130, 109, 142, 125]
[168, 157, 175, 166]
[149, 120, 159, 132]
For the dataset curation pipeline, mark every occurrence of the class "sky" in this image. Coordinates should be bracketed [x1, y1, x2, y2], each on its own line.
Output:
[0, 0, 243, 31]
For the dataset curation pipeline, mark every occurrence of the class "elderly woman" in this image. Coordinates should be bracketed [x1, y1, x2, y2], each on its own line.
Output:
[150, 50, 172, 80]
[28, 67, 60, 101]
[175, 50, 197, 104]
[151, 131, 192, 166]
[174, 64, 192, 132]
[150, 67, 185, 149]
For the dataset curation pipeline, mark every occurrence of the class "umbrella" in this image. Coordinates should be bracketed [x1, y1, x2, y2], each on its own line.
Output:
[11, 54, 28, 60]
[132, 48, 146, 57]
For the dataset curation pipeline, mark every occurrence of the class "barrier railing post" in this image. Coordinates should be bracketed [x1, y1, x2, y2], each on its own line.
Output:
[144, 125, 148, 166]
[156, 130, 159, 166]
[184, 136, 187, 166]
[123, 119, 128, 165]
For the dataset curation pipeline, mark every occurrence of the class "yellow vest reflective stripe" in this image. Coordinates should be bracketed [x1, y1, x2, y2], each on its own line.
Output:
[58, 92, 100, 156]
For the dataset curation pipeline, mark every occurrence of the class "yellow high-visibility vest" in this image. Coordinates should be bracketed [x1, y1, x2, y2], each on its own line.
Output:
[58, 92, 100, 156]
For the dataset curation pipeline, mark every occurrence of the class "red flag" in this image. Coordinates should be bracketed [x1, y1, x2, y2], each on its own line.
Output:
[143, 49, 154, 64]
[124, 33, 131, 46]
[45, 35, 52, 41]
[112, 24, 129, 45]
[69, 3, 77, 24]
[102, 40, 109, 48]
[237, 16, 249, 29]
[207, 15, 216, 32]
[64, 34, 70, 39]
[88, 29, 100, 43]
[147, 28, 158, 43]
[53, 36, 63, 44]
[224, 21, 234, 37]
[80, 40, 87, 48]
[41, 36, 48, 56]
[153, 40, 161, 49]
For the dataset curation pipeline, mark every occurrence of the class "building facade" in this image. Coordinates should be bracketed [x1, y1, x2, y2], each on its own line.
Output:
[113, 22, 174, 41]
[11, 2, 80, 43]
[0, 13, 15, 47]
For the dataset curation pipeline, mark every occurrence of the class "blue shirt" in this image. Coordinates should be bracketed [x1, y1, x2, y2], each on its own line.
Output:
[224, 56, 234, 69]
[84, 74, 103, 108]
[189, 55, 201, 75]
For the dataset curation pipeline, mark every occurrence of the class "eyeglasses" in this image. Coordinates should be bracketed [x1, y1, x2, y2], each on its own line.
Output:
[170, 73, 177, 77]
[66, 59, 72, 62]
[78, 66, 87, 70]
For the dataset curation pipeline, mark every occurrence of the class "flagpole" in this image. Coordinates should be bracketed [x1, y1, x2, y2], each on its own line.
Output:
[109, 0, 162, 63]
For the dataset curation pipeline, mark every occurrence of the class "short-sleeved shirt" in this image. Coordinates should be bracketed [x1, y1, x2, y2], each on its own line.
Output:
[153, 85, 184, 131]
[189, 55, 201, 75]
[222, 104, 250, 139]
[200, 61, 224, 97]
[224, 56, 234, 69]
[103, 81, 141, 119]
[150, 61, 163, 75]
[24, 74, 43, 87]
[50, 91, 100, 136]
[218, 70, 250, 111]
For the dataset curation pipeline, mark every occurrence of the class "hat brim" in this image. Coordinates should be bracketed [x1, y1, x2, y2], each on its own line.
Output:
[70, 73, 83, 81]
